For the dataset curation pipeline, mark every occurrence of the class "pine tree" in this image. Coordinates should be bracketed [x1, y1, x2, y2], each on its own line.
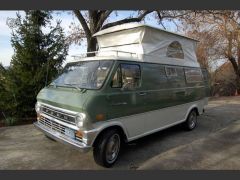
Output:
[0, 63, 7, 112]
[5, 10, 68, 121]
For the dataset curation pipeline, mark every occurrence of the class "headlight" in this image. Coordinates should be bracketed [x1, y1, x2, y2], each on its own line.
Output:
[35, 102, 41, 113]
[75, 113, 86, 128]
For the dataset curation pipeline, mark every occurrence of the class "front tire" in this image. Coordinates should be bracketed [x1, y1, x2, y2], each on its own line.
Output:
[184, 109, 197, 131]
[93, 129, 121, 168]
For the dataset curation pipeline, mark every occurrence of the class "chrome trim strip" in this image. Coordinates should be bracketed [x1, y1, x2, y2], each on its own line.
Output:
[34, 122, 91, 153]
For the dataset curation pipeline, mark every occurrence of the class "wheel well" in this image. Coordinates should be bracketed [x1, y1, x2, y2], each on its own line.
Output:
[191, 107, 199, 116]
[92, 125, 128, 147]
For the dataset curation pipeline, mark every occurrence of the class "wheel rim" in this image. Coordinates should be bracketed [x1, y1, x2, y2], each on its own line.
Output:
[188, 112, 197, 129]
[106, 134, 120, 164]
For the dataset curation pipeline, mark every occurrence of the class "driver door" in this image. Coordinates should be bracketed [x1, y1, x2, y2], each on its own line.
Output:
[106, 62, 146, 138]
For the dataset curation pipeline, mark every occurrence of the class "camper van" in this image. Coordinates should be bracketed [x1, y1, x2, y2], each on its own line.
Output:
[34, 23, 209, 167]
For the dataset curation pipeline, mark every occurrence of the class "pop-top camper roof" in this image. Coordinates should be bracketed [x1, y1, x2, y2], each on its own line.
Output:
[72, 23, 200, 68]
[93, 23, 199, 67]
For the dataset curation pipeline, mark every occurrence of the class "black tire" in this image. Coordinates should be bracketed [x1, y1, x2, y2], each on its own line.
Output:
[45, 134, 56, 141]
[184, 109, 198, 131]
[93, 129, 121, 168]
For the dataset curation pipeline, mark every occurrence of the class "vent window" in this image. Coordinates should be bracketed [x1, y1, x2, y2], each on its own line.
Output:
[167, 41, 184, 59]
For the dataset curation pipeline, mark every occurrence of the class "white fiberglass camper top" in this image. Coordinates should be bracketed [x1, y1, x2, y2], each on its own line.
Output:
[87, 23, 199, 67]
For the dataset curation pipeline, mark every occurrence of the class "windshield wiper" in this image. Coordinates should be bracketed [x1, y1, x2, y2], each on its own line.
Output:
[50, 83, 87, 92]
[49, 82, 58, 88]
[63, 83, 82, 91]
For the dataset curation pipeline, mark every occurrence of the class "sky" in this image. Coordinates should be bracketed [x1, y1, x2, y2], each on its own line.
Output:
[0, 11, 177, 67]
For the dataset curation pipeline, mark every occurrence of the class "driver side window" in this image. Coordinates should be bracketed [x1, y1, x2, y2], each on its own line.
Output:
[111, 63, 141, 90]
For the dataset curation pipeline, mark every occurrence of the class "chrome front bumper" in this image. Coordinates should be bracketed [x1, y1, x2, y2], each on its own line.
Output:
[34, 121, 92, 153]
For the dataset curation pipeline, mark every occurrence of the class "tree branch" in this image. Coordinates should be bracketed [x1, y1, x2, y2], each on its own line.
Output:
[73, 10, 91, 40]
[96, 10, 112, 31]
[225, 31, 239, 74]
[101, 10, 152, 30]
[228, 56, 239, 74]
[158, 11, 190, 20]
[156, 11, 166, 29]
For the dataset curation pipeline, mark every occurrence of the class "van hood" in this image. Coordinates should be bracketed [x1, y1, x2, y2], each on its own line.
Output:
[37, 86, 89, 112]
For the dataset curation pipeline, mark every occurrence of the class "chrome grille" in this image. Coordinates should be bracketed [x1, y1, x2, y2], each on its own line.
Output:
[39, 116, 66, 134]
[41, 105, 76, 124]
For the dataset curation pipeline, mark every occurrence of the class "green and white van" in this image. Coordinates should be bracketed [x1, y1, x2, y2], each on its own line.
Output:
[34, 23, 209, 167]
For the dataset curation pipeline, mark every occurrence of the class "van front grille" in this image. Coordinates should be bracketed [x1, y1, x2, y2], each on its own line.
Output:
[39, 116, 67, 135]
[41, 105, 76, 124]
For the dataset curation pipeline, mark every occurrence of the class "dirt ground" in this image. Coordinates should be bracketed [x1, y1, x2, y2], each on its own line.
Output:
[1, 96, 240, 170]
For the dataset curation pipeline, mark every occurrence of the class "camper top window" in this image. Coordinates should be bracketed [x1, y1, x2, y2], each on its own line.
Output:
[166, 41, 184, 59]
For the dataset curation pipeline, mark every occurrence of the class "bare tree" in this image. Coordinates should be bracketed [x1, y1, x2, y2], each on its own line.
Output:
[185, 30, 218, 70]
[180, 10, 240, 93]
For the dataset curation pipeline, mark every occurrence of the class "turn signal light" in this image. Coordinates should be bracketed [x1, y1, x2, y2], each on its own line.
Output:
[75, 130, 83, 138]
[96, 114, 105, 121]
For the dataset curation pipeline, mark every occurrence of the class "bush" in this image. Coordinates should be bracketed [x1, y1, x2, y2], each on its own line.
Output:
[3, 117, 17, 126]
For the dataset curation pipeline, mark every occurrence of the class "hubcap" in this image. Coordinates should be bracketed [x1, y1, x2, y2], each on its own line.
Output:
[189, 112, 197, 129]
[106, 134, 120, 164]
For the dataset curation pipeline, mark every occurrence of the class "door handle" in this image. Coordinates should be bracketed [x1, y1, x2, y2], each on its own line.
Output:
[111, 102, 127, 106]
[176, 90, 186, 95]
[138, 92, 147, 96]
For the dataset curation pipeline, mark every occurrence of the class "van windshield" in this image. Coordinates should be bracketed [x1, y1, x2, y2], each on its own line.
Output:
[51, 60, 113, 90]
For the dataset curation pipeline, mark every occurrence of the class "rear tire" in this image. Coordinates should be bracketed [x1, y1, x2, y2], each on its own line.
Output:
[93, 129, 121, 168]
[184, 109, 197, 131]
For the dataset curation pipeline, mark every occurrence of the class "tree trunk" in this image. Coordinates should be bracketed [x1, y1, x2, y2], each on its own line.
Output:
[228, 57, 240, 94]
[236, 70, 240, 94]
[87, 37, 97, 57]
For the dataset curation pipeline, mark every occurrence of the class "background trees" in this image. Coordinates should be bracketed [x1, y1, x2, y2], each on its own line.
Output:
[0, 11, 68, 125]
[179, 10, 240, 94]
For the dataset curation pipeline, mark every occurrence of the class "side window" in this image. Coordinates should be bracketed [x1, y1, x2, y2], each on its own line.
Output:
[165, 67, 177, 77]
[166, 66, 185, 87]
[166, 41, 184, 59]
[184, 68, 203, 83]
[141, 64, 168, 90]
[111, 64, 141, 90]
